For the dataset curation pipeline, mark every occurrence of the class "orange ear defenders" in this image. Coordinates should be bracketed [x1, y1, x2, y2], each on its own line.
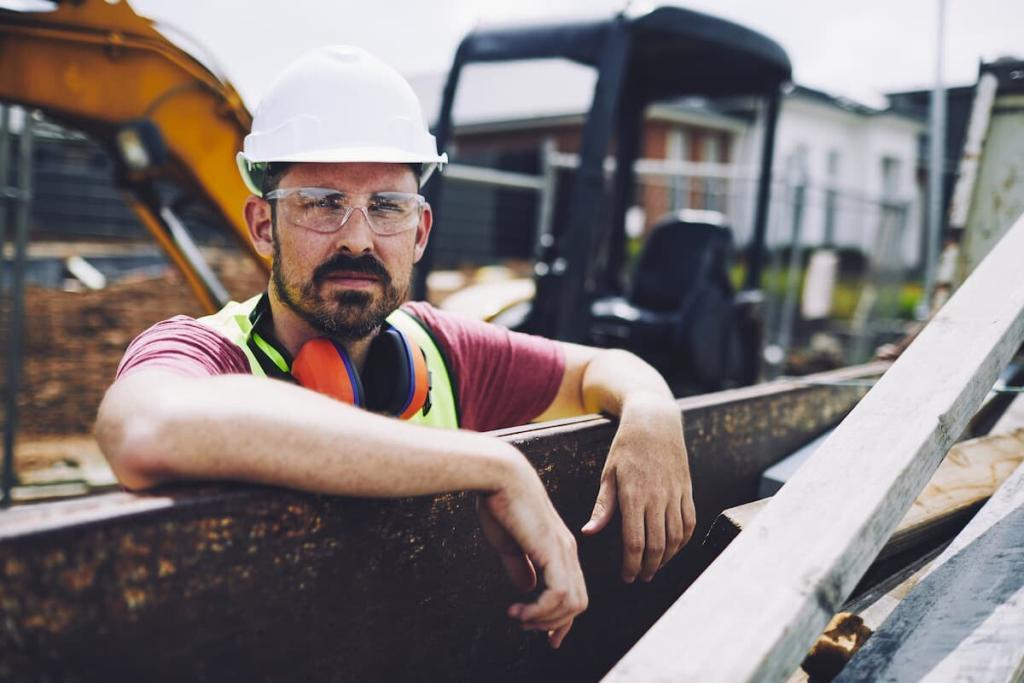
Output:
[247, 295, 431, 419]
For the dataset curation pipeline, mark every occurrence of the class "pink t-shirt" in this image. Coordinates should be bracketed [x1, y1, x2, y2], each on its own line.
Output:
[115, 301, 565, 432]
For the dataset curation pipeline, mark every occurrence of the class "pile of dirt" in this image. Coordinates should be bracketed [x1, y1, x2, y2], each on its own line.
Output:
[0, 250, 266, 439]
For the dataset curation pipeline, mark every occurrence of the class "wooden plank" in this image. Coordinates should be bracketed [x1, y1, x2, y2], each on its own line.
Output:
[785, 546, 946, 683]
[838, 459, 1024, 682]
[761, 366, 1023, 499]
[846, 545, 943, 633]
[605, 213, 1024, 683]
[788, 410, 1024, 683]
[0, 364, 877, 683]
[705, 429, 1024, 567]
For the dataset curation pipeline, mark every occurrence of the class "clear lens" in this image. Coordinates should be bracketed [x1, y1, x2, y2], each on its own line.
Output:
[266, 187, 423, 235]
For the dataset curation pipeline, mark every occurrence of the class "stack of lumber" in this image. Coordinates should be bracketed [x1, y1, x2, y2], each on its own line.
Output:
[605, 212, 1024, 681]
[706, 428, 1024, 592]
[838, 446, 1024, 681]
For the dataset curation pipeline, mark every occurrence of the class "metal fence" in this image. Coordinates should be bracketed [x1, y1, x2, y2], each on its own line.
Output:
[435, 148, 923, 372]
[1, 105, 34, 504]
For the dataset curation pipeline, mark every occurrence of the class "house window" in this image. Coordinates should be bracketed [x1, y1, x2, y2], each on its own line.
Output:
[667, 127, 689, 211]
[704, 134, 724, 212]
[881, 156, 901, 199]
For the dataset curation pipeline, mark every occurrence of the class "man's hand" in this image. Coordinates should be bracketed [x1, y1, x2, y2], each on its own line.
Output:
[582, 393, 696, 583]
[477, 452, 588, 649]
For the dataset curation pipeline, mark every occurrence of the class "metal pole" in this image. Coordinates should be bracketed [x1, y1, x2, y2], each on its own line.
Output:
[745, 89, 782, 291]
[923, 0, 947, 313]
[532, 138, 559, 262]
[554, 18, 631, 342]
[0, 105, 10, 287]
[2, 107, 33, 505]
[0, 104, 9, 504]
[158, 205, 230, 307]
[773, 179, 806, 375]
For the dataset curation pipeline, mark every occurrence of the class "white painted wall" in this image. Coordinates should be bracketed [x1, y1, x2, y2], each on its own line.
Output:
[732, 91, 925, 266]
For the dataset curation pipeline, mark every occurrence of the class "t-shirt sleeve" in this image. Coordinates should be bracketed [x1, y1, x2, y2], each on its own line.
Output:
[115, 316, 250, 381]
[403, 302, 565, 432]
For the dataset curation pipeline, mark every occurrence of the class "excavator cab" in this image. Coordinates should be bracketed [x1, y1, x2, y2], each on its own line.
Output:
[424, 6, 791, 392]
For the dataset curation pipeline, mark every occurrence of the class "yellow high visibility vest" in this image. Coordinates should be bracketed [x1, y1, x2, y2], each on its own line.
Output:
[197, 295, 459, 429]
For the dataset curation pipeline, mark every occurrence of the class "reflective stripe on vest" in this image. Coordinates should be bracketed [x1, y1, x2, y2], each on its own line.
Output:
[197, 295, 459, 429]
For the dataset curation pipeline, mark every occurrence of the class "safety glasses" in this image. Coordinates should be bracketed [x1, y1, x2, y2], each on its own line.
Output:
[265, 187, 425, 236]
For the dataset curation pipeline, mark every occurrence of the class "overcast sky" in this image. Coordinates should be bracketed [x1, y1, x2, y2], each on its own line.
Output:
[129, 0, 1023, 110]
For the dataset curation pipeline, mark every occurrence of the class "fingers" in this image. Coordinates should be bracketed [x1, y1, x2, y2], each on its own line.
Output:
[501, 552, 538, 594]
[662, 502, 686, 570]
[478, 495, 539, 593]
[508, 531, 588, 649]
[516, 618, 575, 649]
[640, 505, 666, 582]
[621, 490, 697, 581]
[681, 492, 697, 547]
[512, 570, 585, 624]
[509, 585, 585, 650]
[582, 475, 618, 535]
[549, 621, 573, 649]
[620, 490, 645, 583]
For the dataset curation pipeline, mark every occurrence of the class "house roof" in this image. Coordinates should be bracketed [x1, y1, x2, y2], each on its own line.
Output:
[409, 67, 920, 134]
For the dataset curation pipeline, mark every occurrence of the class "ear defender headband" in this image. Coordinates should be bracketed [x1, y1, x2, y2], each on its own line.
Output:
[247, 295, 431, 419]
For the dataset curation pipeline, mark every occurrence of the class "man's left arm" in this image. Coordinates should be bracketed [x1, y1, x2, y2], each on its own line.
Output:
[534, 344, 696, 583]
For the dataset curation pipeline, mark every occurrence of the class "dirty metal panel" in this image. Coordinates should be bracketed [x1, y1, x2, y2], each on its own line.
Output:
[0, 364, 880, 682]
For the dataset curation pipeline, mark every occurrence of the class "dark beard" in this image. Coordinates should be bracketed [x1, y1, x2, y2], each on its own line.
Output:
[271, 231, 405, 343]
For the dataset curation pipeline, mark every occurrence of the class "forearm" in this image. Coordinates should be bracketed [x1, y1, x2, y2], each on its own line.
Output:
[97, 371, 524, 496]
[580, 348, 676, 417]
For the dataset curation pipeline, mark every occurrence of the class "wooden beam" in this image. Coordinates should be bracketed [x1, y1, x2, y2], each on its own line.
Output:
[0, 365, 876, 682]
[789, 425, 1024, 682]
[705, 429, 1024, 570]
[838, 459, 1024, 682]
[785, 546, 946, 683]
[605, 212, 1024, 682]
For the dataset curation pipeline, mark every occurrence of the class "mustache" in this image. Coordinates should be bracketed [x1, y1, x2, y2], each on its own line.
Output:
[313, 253, 391, 285]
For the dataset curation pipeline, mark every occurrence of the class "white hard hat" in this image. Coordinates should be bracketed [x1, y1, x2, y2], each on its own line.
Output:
[237, 45, 447, 195]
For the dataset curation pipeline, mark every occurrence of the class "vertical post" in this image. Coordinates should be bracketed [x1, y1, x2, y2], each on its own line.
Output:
[532, 138, 559, 262]
[744, 89, 782, 291]
[773, 179, 806, 375]
[2, 107, 33, 506]
[923, 0, 947, 313]
[0, 104, 9, 504]
[604, 96, 643, 293]
[0, 104, 12, 504]
[0, 105, 9, 287]
[554, 19, 631, 342]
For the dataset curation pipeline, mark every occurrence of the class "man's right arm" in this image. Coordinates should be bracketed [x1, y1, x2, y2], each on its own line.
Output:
[96, 370, 586, 647]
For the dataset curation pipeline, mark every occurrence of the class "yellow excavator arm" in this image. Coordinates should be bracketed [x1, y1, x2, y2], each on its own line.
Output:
[0, 0, 267, 312]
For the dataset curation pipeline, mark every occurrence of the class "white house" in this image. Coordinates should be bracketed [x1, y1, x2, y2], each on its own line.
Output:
[735, 86, 925, 265]
[408, 63, 926, 267]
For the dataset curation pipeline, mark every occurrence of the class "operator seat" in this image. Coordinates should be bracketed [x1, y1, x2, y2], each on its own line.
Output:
[589, 210, 747, 395]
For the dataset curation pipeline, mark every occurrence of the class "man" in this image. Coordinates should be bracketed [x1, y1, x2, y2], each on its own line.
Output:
[96, 45, 695, 650]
